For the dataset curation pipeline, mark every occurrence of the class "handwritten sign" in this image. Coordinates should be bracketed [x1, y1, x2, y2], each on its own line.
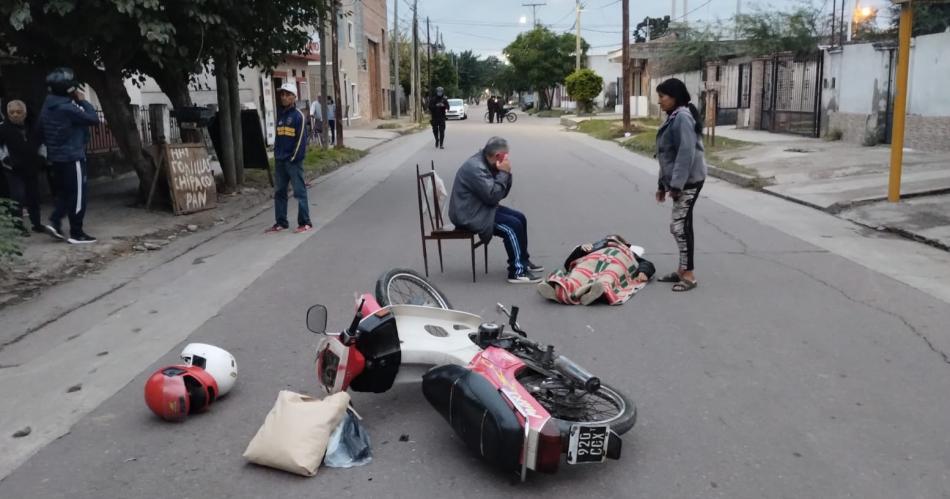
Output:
[156, 144, 217, 215]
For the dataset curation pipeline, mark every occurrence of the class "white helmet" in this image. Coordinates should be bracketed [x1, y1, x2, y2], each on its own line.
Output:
[180, 343, 238, 396]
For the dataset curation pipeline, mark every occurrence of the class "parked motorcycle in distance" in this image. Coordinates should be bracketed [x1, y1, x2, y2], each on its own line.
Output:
[307, 269, 637, 481]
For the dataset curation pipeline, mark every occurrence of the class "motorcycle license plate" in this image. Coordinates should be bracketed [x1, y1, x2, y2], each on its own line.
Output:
[567, 424, 609, 464]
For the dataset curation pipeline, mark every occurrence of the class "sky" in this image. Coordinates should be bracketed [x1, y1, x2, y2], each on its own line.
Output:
[385, 0, 894, 59]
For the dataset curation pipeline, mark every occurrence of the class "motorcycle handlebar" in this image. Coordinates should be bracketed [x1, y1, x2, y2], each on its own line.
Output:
[553, 355, 601, 393]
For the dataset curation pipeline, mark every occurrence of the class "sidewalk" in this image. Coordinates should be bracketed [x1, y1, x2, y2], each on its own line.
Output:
[712, 126, 950, 250]
[0, 124, 414, 309]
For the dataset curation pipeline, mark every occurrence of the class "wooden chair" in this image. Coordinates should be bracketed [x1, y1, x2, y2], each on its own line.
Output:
[417, 161, 488, 282]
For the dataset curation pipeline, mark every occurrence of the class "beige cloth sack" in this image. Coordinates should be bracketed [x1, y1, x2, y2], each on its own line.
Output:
[243, 390, 351, 476]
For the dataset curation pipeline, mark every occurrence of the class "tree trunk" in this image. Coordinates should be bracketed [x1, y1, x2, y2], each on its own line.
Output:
[150, 66, 202, 143]
[79, 64, 156, 203]
[215, 57, 237, 191]
[331, 0, 344, 149]
[227, 47, 244, 185]
[319, 7, 330, 149]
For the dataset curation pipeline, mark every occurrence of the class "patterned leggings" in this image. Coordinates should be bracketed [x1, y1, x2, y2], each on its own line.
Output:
[670, 182, 703, 271]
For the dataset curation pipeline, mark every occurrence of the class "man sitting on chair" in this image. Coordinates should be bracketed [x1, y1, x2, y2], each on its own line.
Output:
[448, 136, 542, 283]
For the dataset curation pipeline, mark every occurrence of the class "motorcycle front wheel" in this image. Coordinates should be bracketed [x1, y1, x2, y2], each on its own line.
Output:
[517, 370, 637, 436]
[375, 268, 453, 309]
[505, 112, 518, 123]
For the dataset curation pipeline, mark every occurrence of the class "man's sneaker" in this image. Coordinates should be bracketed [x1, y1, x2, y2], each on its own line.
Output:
[527, 261, 544, 272]
[293, 224, 312, 233]
[265, 223, 288, 234]
[44, 223, 65, 240]
[67, 233, 97, 244]
[507, 271, 542, 284]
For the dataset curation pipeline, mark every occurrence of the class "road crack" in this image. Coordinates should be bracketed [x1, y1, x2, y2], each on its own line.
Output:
[746, 253, 950, 366]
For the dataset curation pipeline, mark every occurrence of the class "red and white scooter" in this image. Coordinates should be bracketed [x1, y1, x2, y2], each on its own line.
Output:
[308, 269, 637, 480]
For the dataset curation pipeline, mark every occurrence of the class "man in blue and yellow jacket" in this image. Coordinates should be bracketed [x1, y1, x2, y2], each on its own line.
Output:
[267, 82, 312, 233]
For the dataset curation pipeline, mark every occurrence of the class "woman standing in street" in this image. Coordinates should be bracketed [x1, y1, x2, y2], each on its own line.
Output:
[654, 78, 707, 292]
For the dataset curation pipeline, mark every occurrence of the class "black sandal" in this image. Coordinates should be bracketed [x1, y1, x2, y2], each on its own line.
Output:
[657, 272, 681, 283]
[671, 279, 698, 292]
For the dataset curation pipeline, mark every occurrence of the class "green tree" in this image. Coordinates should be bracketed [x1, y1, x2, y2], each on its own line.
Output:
[1, 0, 327, 199]
[503, 26, 588, 110]
[425, 52, 459, 98]
[634, 16, 671, 43]
[887, 2, 950, 37]
[455, 50, 484, 101]
[565, 68, 603, 114]
[734, 7, 823, 57]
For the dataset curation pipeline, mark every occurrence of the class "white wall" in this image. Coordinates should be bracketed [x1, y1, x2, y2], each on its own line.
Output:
[825, 30, 950, 117]
[908, 31, 950, 116]
[587, 52, 622, 108]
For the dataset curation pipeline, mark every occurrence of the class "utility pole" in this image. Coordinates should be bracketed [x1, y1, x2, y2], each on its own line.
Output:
[331, 0, 344, 148]
[427, 16, 432, 98]
[522, 2, 546, 26]
[575, 0, 582, 71]
[622, 0, 630, 132]
[393, 0, 399, 118]
[671, 0, 677, 23]
[411, 0, 419, 122]
[682, 0, 689, 24]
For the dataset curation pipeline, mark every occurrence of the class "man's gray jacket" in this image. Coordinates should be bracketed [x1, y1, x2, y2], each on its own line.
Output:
[448, 150, 512, 242]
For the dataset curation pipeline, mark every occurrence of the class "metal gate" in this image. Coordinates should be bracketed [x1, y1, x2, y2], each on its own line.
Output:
[761, 53, 823, 137]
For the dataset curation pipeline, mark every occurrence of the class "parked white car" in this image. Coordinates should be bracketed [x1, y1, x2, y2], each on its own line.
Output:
[446, 98, 467, 120]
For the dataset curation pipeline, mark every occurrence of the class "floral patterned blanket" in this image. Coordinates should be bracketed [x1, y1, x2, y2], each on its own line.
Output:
[537, 241, 647, 306]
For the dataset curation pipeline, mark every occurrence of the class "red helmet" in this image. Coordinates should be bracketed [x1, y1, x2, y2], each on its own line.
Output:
[144, 365, 219, 422]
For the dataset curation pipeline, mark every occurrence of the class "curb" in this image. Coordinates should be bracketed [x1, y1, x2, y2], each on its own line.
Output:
[707, 165, 769, 189]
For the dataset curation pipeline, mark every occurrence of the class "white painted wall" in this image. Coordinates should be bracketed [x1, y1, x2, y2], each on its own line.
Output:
[824, 30, 950, 117]
[587, 52, 621, 108]
[908, 31, 950, 116]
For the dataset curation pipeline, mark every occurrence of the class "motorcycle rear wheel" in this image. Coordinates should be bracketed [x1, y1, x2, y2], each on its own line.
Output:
[517, 371, 637, 436]
[375, 268, 453, 309]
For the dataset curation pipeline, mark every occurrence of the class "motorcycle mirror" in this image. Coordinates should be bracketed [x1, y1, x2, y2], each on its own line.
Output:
[306, 304, 328, 334]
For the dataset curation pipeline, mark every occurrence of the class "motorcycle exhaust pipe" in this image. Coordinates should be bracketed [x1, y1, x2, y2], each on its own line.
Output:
[553, 356, 601, 393]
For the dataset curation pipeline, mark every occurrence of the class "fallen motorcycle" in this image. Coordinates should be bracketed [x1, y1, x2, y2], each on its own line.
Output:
[307, 269, 636, 480]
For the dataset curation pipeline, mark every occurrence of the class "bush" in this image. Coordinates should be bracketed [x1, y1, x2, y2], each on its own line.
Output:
[564, 69, 604, 115]
[0, 198, 23, 266]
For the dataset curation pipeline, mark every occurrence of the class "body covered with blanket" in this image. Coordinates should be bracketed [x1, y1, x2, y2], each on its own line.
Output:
[537, 235, 655, 305]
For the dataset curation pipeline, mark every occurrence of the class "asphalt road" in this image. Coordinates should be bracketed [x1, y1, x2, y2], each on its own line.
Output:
[2, 112, 949, 498]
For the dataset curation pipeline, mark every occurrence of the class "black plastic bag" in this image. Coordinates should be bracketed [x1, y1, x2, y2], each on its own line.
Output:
[323, 410, 372, 468]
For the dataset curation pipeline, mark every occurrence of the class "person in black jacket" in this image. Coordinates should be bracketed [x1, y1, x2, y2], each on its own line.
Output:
[0, 100, 44, 236]
[429, 86, 448, 149]
[487, 96, 496, 124]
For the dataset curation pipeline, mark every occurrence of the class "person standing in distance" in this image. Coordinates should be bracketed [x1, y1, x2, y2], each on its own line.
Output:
[429, 86, 448, 149]
[266, 83, 312, 234]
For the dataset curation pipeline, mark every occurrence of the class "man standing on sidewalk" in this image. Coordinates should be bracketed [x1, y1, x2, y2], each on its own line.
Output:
[266, 83, 312, 234]
[40, 68, 100, 244]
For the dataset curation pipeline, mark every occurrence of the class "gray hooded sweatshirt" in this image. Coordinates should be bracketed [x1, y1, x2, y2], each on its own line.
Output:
[656, 106, 707, 191]
[448, 150, 512, 242]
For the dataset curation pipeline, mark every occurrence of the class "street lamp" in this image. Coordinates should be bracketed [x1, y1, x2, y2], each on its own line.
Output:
[519, 15, 528, 24]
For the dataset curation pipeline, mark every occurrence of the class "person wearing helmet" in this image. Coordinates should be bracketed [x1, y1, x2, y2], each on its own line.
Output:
[428, 86, 449, 149]
[266, 82, 312, 234]
[39, 67, 100, 244]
